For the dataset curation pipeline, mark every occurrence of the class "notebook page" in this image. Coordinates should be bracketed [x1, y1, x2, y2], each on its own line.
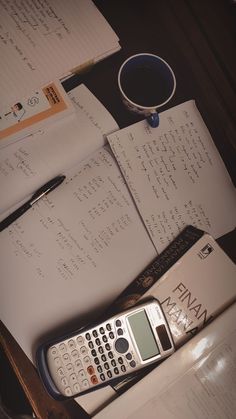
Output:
[0, 0, 120, 107]
[108, 100, 236, 253]
[0, 84, 118, 215]
[0, 147, 156, 361]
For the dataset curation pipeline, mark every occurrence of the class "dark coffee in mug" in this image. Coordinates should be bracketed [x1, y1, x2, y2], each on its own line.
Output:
[120, 65, 172, 107]
[118, 53, 176, 127]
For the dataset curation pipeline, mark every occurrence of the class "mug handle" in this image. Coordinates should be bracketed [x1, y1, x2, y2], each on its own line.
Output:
[147, 111, 159, 128]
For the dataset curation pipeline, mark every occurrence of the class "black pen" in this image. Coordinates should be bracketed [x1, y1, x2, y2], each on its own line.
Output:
[0, 175, 66, 232]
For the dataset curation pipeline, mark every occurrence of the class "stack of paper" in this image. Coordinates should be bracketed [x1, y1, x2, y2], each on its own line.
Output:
[0, 0, 120, 146]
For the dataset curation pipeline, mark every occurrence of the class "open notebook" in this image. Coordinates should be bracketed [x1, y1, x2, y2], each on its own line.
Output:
[0, 0, 120, 108]
[0, 85, 235, 414]
[0, 0, 120, 146]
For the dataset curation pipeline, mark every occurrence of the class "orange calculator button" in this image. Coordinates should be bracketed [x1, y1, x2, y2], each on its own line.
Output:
[91, 375, 99, 385]
[87, 366, 95, 375]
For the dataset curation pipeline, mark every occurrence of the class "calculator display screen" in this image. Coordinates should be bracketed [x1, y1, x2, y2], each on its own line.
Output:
[127, 309, 160, 360]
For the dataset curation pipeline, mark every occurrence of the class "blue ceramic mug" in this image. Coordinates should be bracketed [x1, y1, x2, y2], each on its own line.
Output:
[118, 53, 176, 127]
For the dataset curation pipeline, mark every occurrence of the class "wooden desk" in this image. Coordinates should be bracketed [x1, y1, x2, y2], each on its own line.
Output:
[1, 1, 235, 418]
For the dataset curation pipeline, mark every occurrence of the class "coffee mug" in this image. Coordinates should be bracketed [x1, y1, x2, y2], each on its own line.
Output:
[118, 53, 176, 127]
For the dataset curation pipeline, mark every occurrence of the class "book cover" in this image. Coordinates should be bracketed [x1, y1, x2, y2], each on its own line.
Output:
[110, 229, 236, 394]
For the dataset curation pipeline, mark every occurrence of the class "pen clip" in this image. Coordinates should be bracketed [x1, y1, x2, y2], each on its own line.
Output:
[31, 175, 66, 203]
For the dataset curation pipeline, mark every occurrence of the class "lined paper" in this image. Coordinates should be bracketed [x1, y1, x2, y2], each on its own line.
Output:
[0, 0, 120, 107]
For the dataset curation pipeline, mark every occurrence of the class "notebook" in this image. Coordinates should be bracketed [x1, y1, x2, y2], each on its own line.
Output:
[0, 0, 120, 146]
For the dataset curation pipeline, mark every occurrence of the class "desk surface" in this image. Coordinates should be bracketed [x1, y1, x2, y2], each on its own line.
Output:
[1, 1, 235, 418]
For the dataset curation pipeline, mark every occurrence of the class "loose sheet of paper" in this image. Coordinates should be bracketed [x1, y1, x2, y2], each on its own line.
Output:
[0, 147, 156, 361]
[127, 332, 236, 419]
[0, 84, 118, 215]
[108, 100, 236, 253]
[0, 0, 120, 107]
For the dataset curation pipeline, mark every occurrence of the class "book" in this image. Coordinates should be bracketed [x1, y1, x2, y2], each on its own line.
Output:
[105, 225, 205, 318]
[0, 86, 235, 415]
[107, 229, 236, 396]
[0, 0, 120, 146]
[0, 80, 75, 148]
[94, 302, 236, 419]
[142, 232, 236, 346]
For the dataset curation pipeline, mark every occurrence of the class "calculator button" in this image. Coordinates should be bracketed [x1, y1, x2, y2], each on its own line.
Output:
[75, 359, 82, 369]
[108, 351, 113, 359]
[61, 377, 69, 386]
[106, 323, 112, 331]
[101, 354, 106, 362]
[81, 379, 89, 389]
[76, 336, 84, 346]
[62, 353, 70, 362]
[99, 327, 105, 334]
[97, 365, 103, 373]
[94, 357, 100, 365]
[102, 335, 108, 343]
[92, 330, 98, 338]
[50, 346, 58, 356]
[80, 346, 87, 355]
[59, 343, 67, 353]
[71, 349, 79, 359]
[95, 338, 101, 346]
[73, 383, 80, 393]
[111, 359, 116, 367]
[91, 349, 97, 357]
[117, 328, 123, 336]
[100, 373, 105, 381]
[115, 338, 129, 353]
[66, 363, 74, 372]
[98, 346, 104, 354]
[114, 367, 119, 375]
[87, 366, 95, 375]
[65, 386, 73, 396]
[83, 356, 91, 365]
[126, 353, 132, 360]
[88, 341, 94, 349]
[91, 375, 99, 385]
[105, 343, 111, 351]
[68, 340, 76, 349]
[57, 367, 65, 377]
[54, 357, 62, 367]
[107, 370, 112, 378]
[78, 369, 86, 379]
[104, 362, 109, 370]
[109, 332, 115, 339]
[130, 360, 136, 368]
[121, 365, 126, 372]
[115, 320, 121, 327]
[85, 333, 91, 340]
[69, 373, 77, 384]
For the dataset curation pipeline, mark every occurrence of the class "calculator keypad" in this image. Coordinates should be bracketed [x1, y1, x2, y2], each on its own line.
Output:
[47, 318, 138, 397]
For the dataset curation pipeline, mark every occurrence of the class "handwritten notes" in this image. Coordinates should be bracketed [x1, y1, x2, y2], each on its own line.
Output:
[108, 100, 236, 253]
[0, 0, 120, 107]
[0, 84, 118, 216]
[0, 147, 155, 360]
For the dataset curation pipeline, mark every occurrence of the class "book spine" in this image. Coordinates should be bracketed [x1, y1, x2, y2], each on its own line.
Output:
[108, 225, 204, 316]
